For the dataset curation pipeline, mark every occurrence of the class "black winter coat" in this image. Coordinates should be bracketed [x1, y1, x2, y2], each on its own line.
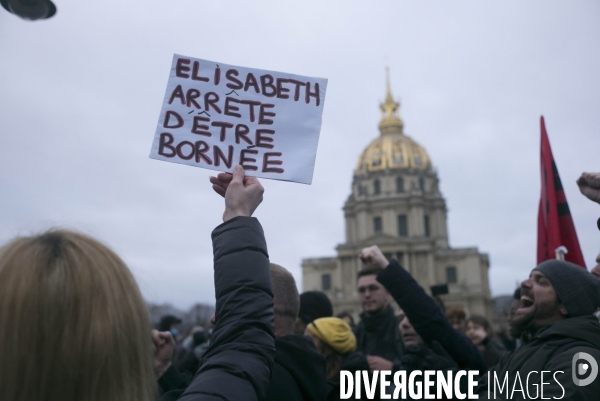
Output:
[476, 316, 600, 400]
[266, 335, 328, 401]
[175, 217, 276, 401]
[354, 304, 404, 365]
[326, 351, 370, 401]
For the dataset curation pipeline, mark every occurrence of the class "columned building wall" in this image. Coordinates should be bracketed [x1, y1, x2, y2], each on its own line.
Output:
[302, 75, 492, 322]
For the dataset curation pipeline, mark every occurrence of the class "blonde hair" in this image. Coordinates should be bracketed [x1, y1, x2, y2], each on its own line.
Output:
[318, 341, 341, 380]
[0, 230, 155, 401]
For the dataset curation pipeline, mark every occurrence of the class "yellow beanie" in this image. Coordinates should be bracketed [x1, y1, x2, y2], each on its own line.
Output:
[307, 317, 357, 354]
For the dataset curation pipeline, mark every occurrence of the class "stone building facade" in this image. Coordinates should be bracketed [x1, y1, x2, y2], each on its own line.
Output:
[302, 75, 493, 320]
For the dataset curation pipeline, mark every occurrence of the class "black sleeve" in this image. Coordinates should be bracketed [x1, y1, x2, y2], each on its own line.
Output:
[158, 364, 191, 395]
[177, 216, 276, 401]
[377, 259, 487, 373]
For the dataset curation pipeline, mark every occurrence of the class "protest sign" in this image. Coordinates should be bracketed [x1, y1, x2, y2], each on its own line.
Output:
[149, 54, 328, 184]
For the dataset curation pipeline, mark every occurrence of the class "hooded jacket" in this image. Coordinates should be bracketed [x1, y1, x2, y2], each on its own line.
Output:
[476, 316, 600, 400]
[266, 335, 328, 401]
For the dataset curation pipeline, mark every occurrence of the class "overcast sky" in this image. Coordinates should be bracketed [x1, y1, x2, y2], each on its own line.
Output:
[1, 1, 599, 309]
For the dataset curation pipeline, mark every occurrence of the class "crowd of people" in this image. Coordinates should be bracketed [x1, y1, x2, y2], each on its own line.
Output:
[1, 167, 599, 400]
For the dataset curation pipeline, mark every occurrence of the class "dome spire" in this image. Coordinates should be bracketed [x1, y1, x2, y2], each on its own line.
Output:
[379, 67, 404, 135]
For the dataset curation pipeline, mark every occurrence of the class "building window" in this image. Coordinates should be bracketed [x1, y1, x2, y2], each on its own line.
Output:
[373, 217, 382, 233]
[358, 185, 365, 196]
[419, 178, 425, 192]
[446, 266, 457, 284]
[424, 215, 430, 237]
[396, 177, 404, 193]
[397, 215, 407, 237]
[372, 152, 383, 167]
[373, 179, 381, 195]
[322, 274, 331, 291]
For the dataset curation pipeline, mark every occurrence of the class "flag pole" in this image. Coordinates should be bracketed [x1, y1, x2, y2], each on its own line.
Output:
[554, 246, 567, 261]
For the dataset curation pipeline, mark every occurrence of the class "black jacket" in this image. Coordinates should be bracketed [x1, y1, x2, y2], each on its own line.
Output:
[266, 335, 328, 401]
[174, 217, 276, 401]
[476, 316, 600, 400]
[477, 336, 507, 368]
[354, 304, 404, 364]
[326, 351, 370, 401]
[377, 259, 487, 373]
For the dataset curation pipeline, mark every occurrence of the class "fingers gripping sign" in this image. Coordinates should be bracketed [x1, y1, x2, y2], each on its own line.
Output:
[209, 171, 233, 197]
[359, 245, 389, 270]
[209, 164, 264, 221]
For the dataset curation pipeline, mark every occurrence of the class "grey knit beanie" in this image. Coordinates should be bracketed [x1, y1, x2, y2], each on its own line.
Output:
[533, 259, 600, 317]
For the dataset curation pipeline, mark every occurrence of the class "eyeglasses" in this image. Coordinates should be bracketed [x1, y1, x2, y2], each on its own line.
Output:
[357, 284, 382, 294]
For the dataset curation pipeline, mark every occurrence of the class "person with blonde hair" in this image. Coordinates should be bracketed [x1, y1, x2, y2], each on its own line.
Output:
[0, 164, 276, 401]
[0, 230, 156, 401]
[305, 317, 368, 401]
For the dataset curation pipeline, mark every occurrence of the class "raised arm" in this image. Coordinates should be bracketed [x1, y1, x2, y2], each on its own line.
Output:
[178, 165, 275, 401]
[360, 245, 486, 373]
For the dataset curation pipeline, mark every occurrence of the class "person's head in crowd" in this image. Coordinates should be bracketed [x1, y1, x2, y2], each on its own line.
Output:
[397, 313, 424, 346]
[336, 311, 355, 329]
[511, 287, 521, 315]
[305, 317, 356, 379]
[466, 315, 492, 345]
[182, 325, 205, 350]
[270, 263, 300, 336]
[356, 267, 390, 316]
[511, 259, 600, 335]
[0, 230, 155, 401]
[591, 252, 600, 280]
[192, 329, 206, 347]
[294, 290, 333, 335]
[203, 325, 214, 342]
[159, 314, 182, 339]
[446, 306, 466, 333]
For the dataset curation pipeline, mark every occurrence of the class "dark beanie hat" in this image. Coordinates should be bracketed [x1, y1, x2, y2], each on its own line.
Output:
[298, 291, 333, 323]
[533, 259, 600, 317]
[158, 315, 182, 332]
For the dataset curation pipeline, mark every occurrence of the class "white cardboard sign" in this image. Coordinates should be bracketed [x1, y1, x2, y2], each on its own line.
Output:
[150, 54, 328, 184]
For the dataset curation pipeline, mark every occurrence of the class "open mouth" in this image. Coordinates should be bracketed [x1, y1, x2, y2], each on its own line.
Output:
[518, 295, 534, 311]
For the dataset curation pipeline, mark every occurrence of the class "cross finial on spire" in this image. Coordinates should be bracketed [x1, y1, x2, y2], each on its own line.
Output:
[386, 65, 391, 98]
[381, 67, 400, 121]
[379, 66, 404, 135]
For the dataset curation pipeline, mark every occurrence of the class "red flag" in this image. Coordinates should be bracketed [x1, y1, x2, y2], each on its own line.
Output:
[537, 116, 585, 267]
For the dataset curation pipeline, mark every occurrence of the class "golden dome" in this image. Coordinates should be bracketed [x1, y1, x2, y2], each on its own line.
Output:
[355, 133, 432, 175]
[355, 70, 432, 176]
